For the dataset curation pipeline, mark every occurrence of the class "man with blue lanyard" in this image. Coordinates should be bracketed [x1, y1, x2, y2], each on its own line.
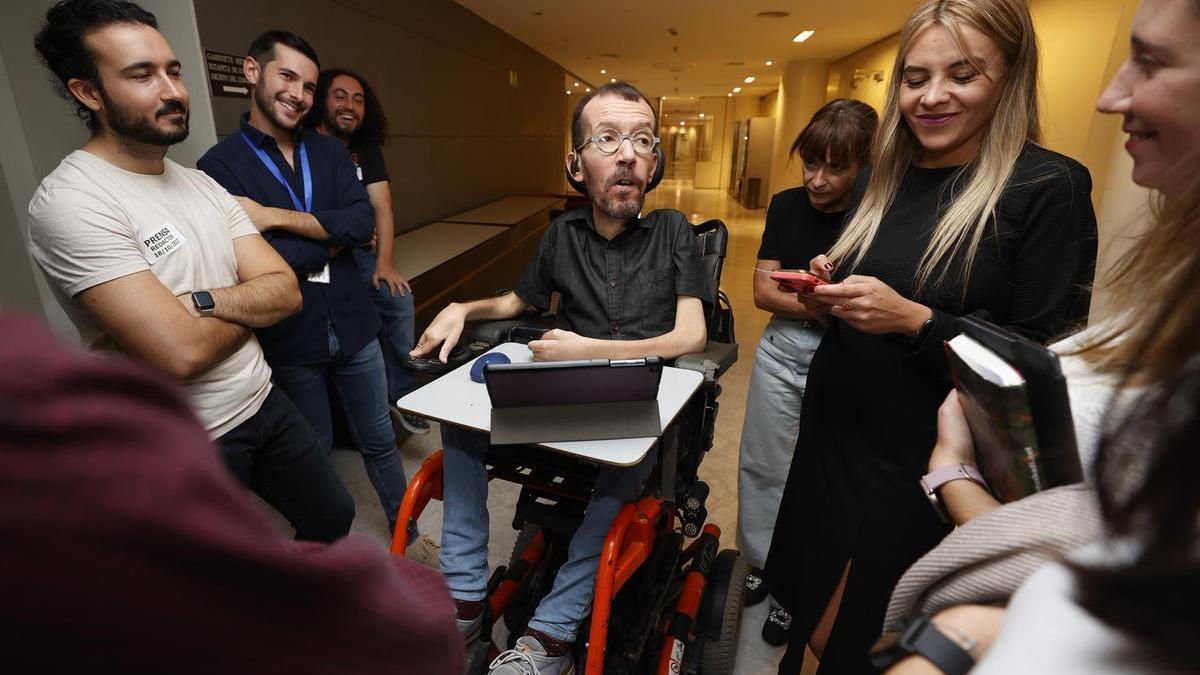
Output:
[198, 31, 419, 548]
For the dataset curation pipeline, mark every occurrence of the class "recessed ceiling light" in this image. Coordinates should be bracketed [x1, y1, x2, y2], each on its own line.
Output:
[756, 10, 790, 18]
[566, 90, 571, 94]
[744, 76, 756, 84]
[585, 87, 591, 92]
[727, 93, 733, 97]
[699, 113, 706, 118]
[600, 68, 607, 74]
[610, 78, 616, 82]
[765, 60, 774, 66]
[680, 120, 686, 126]
[732, 86, 742, 93]
[573, 82, 579, 87]
[793, 30, 815, 43]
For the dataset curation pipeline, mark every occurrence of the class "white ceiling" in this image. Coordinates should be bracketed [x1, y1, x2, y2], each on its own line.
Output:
[455, 1, 915, 100]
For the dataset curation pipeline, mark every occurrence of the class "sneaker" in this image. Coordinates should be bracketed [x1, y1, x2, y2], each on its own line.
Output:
[762, 605, 792, 647]
[744, 566, 768, 606]
[488, 635, 575, 675]
[405, 533, 441, 569]
[400, 412, 431, 435]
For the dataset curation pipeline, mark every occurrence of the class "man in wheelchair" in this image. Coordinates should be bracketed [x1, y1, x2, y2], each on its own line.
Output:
[410, 82, 711, 675]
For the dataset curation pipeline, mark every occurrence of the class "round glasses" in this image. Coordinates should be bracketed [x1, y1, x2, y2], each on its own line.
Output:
[578, 129, 661, 156]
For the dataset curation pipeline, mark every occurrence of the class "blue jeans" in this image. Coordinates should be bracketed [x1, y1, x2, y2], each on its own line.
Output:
[353, 247, 417, 403]
[439, 425, 657, 642]
[271, 325, 408, 533]
[736, 317, 825, 566]
[217, 386, 355, 542]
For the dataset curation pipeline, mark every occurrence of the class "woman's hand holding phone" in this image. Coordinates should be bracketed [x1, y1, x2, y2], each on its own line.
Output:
[797, 254, 932, 336]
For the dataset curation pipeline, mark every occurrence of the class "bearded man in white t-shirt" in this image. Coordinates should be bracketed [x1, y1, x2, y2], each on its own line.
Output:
[27, 0, 354, 542]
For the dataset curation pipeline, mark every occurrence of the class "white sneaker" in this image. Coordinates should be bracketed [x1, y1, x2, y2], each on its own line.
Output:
[488, 635, 575, 675]
[404, 533, 441, 569]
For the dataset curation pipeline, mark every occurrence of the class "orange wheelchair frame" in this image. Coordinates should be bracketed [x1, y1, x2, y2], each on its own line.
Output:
[390, 421, 742, 674]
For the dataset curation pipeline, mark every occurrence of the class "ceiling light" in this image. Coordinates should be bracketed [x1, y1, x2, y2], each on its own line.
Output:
[793, 30, 815, 43]
[680, 121, 686, 126]
[727, 93, 733, 97]
[765, 60, 774, 66]
[699, 113, 706, 118]
[573, 82, 579, 87]
[566, 90, 571, 94]
[743, 76, 756, 84]
[732, 86, 742, 93]
[600, 69, 607, 74]
[610, 78, 616, 82]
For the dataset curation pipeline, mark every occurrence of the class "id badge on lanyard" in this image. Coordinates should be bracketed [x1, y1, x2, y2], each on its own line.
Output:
[240, 132, 330, 284]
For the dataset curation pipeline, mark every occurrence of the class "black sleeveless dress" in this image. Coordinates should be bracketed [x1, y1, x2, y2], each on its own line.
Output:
[764, 143, 1098, 673]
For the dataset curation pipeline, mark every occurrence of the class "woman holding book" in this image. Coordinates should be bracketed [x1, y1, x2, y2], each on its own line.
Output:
[737, 98, 877, 645]
[877, 0, 1200, 671]
[763, 0, 1099, 671]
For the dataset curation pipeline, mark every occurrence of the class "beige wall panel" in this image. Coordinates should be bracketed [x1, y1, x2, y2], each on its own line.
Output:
[827, 34, 898, 114]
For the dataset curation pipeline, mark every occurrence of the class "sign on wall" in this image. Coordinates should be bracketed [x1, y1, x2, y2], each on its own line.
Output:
[204, 50, 250, 98]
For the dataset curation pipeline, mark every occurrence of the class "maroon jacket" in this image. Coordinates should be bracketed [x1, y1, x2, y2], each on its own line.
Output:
[0, 313, 460, 674]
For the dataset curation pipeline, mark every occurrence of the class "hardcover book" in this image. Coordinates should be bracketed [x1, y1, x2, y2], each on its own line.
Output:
[944, 323, 1081, 503]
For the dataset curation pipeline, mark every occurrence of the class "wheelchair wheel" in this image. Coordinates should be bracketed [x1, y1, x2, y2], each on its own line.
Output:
[698, 549, 749, 675]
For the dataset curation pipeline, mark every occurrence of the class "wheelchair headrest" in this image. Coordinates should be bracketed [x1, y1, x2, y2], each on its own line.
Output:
[565, 144, 666, 197]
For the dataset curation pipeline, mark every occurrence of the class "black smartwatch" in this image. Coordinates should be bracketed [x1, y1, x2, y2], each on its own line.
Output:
[191, 290, 216, 317]
[869, 615, 976, 674]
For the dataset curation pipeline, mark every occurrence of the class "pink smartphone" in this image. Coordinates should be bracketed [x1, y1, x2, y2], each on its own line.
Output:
[770, 270, 828, 293]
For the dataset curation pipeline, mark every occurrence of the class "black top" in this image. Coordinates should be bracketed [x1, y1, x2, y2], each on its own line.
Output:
[348, 141, 388, 186]
[515, 207, 711, 341]
[198, 115, 379, 366]
[765, 143, 1098, 674]
[756, 187, 845, 270]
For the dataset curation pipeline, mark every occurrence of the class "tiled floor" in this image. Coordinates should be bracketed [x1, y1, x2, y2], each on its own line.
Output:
[323, 179, 817, 674]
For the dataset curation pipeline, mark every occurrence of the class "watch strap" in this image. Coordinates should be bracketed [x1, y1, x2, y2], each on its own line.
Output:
[921, 463, 988, 493]
[899, 616, 976, 675]
[910, 314, 936, 345]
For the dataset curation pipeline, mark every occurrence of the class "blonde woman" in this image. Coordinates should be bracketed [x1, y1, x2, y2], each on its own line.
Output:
[763, 0, 1098, 671]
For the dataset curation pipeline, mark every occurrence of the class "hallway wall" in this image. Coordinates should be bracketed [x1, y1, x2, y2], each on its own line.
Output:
[193, 0, 566, 234]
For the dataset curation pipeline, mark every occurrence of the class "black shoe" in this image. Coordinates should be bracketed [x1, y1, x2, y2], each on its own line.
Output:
[744, 566, 768, 607]
[762, 606, 792, 647]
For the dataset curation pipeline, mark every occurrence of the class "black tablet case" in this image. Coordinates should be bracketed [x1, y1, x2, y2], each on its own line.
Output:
[484, 358, 663, 445]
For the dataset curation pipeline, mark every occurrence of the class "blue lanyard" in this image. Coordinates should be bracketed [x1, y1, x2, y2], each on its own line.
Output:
[240, 131, 312, 212]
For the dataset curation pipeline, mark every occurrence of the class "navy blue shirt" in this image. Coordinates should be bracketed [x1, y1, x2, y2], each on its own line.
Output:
[198, 115, 379, 366]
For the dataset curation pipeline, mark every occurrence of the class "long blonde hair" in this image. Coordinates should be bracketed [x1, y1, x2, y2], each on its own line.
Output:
[1079, 154, 1200, 384]
[828, 0, 1042, 292]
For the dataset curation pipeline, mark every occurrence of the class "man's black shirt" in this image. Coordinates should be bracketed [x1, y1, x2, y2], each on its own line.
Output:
[515, 207, 711, 341]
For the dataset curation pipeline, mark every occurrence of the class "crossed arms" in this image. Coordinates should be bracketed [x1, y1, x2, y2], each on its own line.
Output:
[78, 234, 300, 380]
